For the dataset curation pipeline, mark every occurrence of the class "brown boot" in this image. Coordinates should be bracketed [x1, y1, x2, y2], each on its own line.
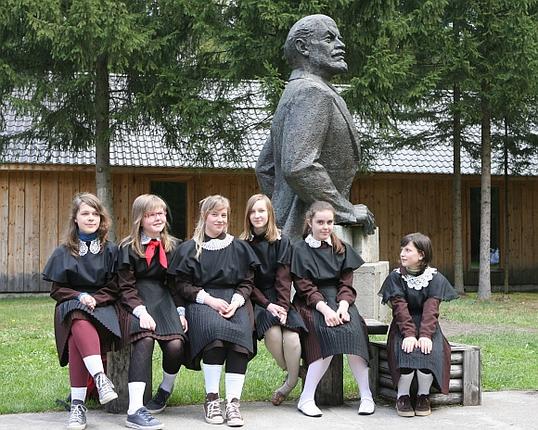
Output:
[415, 394, 432, 416]
[396, 395, 415, 417]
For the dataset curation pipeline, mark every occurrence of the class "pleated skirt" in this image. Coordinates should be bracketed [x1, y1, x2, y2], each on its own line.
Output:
[186, 287, 254, 362]
[296, 285, 370, 365]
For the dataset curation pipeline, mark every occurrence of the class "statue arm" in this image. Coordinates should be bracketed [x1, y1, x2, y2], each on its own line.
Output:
[255, 134, 275, 198]
[281, 88, 357, 224]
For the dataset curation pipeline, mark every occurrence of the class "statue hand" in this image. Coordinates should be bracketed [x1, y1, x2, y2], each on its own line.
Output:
[354, 204, 376, 235]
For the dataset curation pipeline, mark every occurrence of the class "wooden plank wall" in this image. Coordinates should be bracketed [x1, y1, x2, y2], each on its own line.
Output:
[1, 168, 537, 292]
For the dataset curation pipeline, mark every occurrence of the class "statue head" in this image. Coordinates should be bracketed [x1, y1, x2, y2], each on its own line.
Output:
[283, 14, 347, 80]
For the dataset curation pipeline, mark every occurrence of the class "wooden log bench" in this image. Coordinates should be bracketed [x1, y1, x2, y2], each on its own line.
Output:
[369, 340, 481, 406]
[313, 318, 389, 406]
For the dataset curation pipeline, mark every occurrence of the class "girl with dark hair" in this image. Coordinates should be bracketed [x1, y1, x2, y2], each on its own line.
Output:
[43, 192, 120, 430]
[117, 194, 186, 430]
[292, 201, 374, 417]
[239, 194, 306, 406]
[379, 232, 458, 418]
[169, 195, 260, 427]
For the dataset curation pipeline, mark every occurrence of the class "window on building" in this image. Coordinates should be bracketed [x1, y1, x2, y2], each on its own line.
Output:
[150, 181, 187, 240]
[470, 187, 500, 269]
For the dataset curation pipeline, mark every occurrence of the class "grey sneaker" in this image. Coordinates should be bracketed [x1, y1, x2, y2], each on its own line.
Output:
[225, 398, 244, 427]
[94, 372, 118, 405]
[146, 387, 172, 414]
[125, 407, 163, 429]
[67, 402, 87, 430]
[204, 393, 224, 424]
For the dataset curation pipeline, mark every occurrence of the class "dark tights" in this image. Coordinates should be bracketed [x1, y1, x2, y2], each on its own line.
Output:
[129, 337, 184, 383]
[203, 347, 248, 374]
[400, 368, 432, 375]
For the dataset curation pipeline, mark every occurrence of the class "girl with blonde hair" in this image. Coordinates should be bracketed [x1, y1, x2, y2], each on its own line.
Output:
[117, 194, 186, 430]
[292, 201, 375, 417]
[169, 195, 260, 427]
[239, 194, 306, 405]
[43, 192, 120, 430]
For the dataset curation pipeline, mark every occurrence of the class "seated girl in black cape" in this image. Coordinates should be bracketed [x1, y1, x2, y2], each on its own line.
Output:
[117, 194, 187, 430]
[43, 192, 120, 430]
[379, 232, 458, 418]
[291, 201, 375, 417]
[168, 195, 260, 427]
[239, 194, 306, 406]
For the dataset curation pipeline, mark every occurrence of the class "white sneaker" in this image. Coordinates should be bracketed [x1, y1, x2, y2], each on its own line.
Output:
[297, 399, 323, 417]
[358, 398, 376, 415]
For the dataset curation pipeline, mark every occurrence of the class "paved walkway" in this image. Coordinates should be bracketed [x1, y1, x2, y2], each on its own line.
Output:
[0, 391, 535, 430]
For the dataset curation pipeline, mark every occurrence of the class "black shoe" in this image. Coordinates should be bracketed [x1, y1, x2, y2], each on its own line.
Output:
[146, 387, 172, 414]
[125, 407, 163, 429]
[396, 395, 415, 417]
[415, 394, 431, 416]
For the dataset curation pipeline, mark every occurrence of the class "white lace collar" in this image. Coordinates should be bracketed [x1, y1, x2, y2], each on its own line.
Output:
[140, 232, 160, 245]
[396, 266, 437, 290]
[305, 234, 332, 248]
[202, 233, 234, 250]
[79, 239, 100, 256]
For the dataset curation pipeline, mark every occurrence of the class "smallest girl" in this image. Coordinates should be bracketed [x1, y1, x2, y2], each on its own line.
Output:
[240, 194, 306, 405]
[43, 192, 120, 430]
[379, 233, 458, 417]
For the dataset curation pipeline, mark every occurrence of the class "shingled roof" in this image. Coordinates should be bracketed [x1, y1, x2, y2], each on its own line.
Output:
[2, 83, 536, 176]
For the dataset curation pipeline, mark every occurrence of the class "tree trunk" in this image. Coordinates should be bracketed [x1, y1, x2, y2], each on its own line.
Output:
[478, 95, 492, 301]
[95, 54, 115, 242]
[503, 119, 510, 294]
[94, 54, 131, 413]
[452, 84, 465, 294]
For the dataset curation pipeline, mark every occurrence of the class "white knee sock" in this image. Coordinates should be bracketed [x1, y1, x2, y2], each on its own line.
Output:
[417, 370, 434, 395]
[397, 371, 415, 398]
[225, 373, 246, 401]
[71, 387, 87, 403]
[347, 355, 372, 400]
[127, 381, 146, 415]
[83, 355, 104, 377]
[299, 356, 332, 404]
[203, 363, 222, 395]
[160, 370, 178, 393]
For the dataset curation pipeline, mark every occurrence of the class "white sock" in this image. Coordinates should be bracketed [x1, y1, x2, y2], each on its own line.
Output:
[127, 382, 146, 415]
[299, 356, 332, 405]
[347, 355, 372, 400]
[71, 387, 87, 403]
[397, 371, 415, 398]
[203, 363, 222, 395]
[225, 373, 246, 401]
[82, 355, 104, 377]
[417, 370, 434, 395]
[160, 370, 178, 393]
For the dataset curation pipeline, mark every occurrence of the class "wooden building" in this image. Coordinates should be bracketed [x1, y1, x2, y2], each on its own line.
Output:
[1, 158, 537, 293]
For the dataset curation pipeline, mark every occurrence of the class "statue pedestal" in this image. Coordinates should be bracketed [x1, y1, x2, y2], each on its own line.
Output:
[334, 225, 389, 321]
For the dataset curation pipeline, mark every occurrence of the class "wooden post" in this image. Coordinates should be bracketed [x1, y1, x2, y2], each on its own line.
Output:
[463, 345, 481, 406]
[314, 355, 343, 406]
[105, 347, 153, 413]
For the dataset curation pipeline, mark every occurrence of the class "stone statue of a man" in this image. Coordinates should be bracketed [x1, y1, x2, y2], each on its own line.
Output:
[256, 14, 375, 239]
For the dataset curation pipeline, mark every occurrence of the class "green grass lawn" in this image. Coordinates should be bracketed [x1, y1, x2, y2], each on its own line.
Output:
[0, 293, 537, 414]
